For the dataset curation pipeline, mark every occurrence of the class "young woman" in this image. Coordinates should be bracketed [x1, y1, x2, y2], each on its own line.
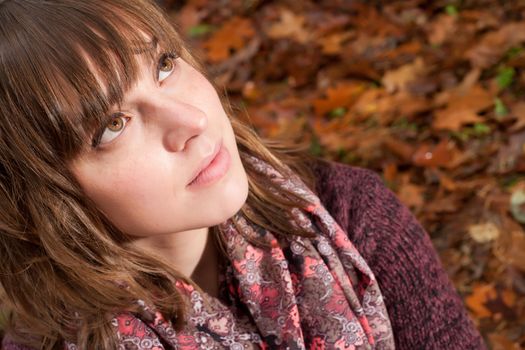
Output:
[0, 0, 485, 349]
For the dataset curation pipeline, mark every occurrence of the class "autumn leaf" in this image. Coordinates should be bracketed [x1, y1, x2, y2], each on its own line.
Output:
[468, 222, 500, 243]
[508, 101, 525, 132]
[312, 82, 365, 117]
[466, 284, 516, 320]
[397, 173, 425, 209]
[412, 139, 460, 168]
[432, 84, 493, 131]
[381, 57, 427, 93]
[202, 17, 255, 62]
[317, 31, 354, 55]
[426, 14, 457, 46]
[466, 22, 525, 69]
[266, 8, 310, 44]
[164, 1, 525, 343]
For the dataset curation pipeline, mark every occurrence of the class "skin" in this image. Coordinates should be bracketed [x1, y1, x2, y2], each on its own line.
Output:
[69, 48, 249, 297]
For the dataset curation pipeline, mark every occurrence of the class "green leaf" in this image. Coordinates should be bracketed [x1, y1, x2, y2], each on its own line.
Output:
[445, 4, 459, 16]
[494, 98, 508, 117]
[506, 46, 524, 59]
[328, 107, 347, 119]
[497, 66, 515, 89]
[473, 122, 491, 136]
[187, 24, 215, 38]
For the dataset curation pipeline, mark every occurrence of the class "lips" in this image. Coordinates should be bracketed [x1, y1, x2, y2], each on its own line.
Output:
[187, 140, 222, 186]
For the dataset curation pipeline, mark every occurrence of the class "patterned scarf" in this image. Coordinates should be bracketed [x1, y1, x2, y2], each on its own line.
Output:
[93, 156, 396, 349]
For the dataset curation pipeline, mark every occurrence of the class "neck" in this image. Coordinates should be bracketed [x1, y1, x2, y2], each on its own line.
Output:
[131, 227, 220, 297]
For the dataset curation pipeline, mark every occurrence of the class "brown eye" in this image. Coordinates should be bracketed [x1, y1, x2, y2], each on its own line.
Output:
[159, 56, 174, 72]
[94, 115, 129, 146]
[107, 117, 124, 132]
[157, 53, 177, 82]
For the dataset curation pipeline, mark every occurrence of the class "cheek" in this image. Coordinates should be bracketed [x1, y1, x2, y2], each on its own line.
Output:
[72, 157, 180, 235]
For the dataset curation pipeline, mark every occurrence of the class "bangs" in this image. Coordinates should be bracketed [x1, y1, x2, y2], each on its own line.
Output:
[0, 0, 183, 159]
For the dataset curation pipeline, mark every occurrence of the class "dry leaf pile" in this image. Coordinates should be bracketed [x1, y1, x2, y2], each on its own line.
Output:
[165, 0, 525, 347]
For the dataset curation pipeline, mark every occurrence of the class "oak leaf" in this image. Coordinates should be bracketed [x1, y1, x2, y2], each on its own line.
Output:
[202, 17, 255, 63]
[381, 57, 426, 93]
[266, 8, 310, 44]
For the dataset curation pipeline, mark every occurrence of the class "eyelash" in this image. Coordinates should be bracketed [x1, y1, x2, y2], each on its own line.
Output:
[90, 51, 179, 149]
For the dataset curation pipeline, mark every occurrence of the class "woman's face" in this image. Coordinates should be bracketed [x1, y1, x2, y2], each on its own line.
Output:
[69, 46, 249, 238]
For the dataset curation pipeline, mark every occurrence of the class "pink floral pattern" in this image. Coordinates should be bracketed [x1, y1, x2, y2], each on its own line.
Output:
[70, 156, 395, 349]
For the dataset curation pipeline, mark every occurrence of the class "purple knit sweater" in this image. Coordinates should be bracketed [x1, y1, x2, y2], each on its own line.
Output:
[311, 160, 486, 349]
[1, 160, 486, 349]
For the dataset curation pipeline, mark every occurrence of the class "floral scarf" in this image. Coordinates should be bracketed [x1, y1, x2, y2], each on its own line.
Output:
[70, 156, 395, 349]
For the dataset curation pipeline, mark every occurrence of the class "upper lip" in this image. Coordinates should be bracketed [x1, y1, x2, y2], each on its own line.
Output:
[187, 140, 222, 185]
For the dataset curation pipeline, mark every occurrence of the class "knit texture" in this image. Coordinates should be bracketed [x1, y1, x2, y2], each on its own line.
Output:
[1, 160, 486, 349]
[310, 159, 486, 349]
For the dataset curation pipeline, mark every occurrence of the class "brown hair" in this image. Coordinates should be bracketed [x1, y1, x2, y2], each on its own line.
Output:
[0, 0, 316, 348]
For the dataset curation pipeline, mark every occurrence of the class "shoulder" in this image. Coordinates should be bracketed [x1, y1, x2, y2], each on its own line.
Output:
[309, 159, 394, 257]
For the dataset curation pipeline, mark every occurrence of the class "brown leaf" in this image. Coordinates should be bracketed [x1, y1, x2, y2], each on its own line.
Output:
[488, 333, 521, 350]
[382, 136, 415, 162]
[312, 82, 365, 116]
[432, 109, 484, 131]
[412, 139, 459, 168]
[266, 8, 310, 44]
[352, 90, 430, 126]
[465, 284, 497, 319]
[382, 163, 398, 184]
[495, 226, 525, 272]
[489, 130, 525, 175]
[202, 17, 255, 63]
[432, 84, 493, 131]
[426, 14, 457, 46]
[468, 222, 500, 243]
[466, 22, 525, 69]
[381, 57, 426, 93]
[397, 174, 425, 209]
[508, 102, 525, 132]
[317, 31, 353, 55]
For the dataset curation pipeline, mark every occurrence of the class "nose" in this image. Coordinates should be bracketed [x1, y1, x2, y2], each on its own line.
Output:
[143, 93, 208, 152]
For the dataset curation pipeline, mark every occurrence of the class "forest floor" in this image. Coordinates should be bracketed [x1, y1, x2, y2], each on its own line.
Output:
[164, 0, 525, 348]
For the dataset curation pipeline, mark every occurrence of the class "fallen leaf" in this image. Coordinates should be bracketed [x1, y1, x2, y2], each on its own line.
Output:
[381, 57, 427, 93]
[466, 284, 497, 319]
[382, 136, 415, 162]
[489, 130, 525, 174]
[317, 31, 354, 55]
[202, 17, 255, 62]
[427, 14, 457, 46]
[466, 22, 525, 68]
[312, 82, 365, 116]
[508, 101, 525, 132]
[383, 163, 398, 184]
[432, 84, 493, 131]
[412, 139, 458, 168]
[266, 8, 311, 44]
[488, 333, 521, 350]
[495, 226, 525, 272]
[432, 109, 484, 131]
[397, 175, 425, 209]
[468, 222, 500, 243]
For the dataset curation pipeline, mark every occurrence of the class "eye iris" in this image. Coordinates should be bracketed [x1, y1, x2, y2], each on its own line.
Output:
[160, 56, 173, 72]
[107, 117, 124, 132]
